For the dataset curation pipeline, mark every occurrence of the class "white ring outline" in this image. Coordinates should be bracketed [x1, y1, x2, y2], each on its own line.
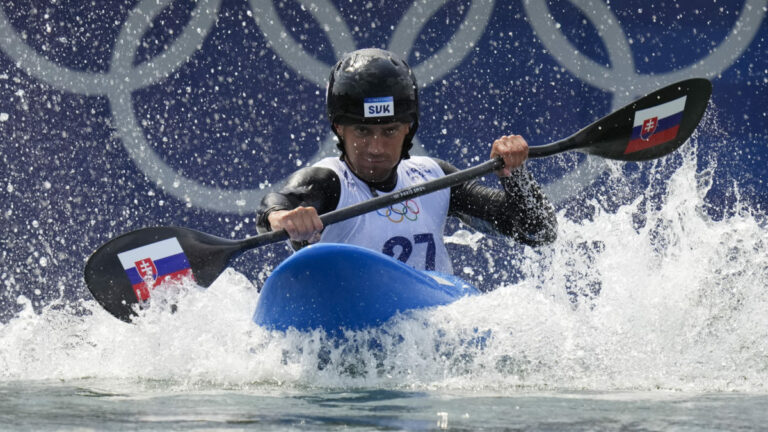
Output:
[0, 0, 220, 95]
[525, 0, 766, 101]
[0, 1, 763, 211]
[391, 0, 495, 87]
[523, 0, 766, 204]
[0, 0, 494, 213]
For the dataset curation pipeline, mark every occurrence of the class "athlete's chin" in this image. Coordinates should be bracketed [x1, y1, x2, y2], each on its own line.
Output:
[359, 169, 390, 183]
[356, 163, 394, 182]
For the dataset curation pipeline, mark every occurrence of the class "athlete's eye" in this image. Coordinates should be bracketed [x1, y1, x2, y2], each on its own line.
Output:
[383, 126, 401, 136]
[353, 125, 370, 136]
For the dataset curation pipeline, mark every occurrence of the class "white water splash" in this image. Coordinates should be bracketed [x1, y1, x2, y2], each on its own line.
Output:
[1, 131, 766, 394]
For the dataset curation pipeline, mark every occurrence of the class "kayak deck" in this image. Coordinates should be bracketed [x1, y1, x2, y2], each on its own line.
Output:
[253, 243, 479, 333]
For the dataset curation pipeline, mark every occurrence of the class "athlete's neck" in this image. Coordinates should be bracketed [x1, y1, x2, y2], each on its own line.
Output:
[343, 159, 399, 192]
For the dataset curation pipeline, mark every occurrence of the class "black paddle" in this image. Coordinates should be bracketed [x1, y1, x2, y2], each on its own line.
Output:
[84, 78, 712, 322]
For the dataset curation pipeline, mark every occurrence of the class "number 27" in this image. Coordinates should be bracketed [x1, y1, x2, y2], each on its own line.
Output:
[382, 233, 436, 270]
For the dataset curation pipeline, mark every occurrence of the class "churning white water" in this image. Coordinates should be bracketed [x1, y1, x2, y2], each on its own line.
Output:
[1, 123, 766, 399]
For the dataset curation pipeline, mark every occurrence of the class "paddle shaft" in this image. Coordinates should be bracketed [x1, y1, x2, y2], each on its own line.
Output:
[228, 77, 714, 254]
[238, 138, 594, 257]
[84, 78, 712, 322]
[240, 137, 578, 251]
[240, 156, 505, 251]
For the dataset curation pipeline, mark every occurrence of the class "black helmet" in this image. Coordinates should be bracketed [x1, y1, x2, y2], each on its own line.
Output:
[327, 48, 419, 158]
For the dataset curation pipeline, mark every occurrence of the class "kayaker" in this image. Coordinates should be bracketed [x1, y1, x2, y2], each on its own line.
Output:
[256, 48, 557, 274]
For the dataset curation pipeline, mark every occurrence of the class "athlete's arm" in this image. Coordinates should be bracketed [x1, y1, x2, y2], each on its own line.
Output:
[434, 159, 557, 246]
[256, 166, 341, 246]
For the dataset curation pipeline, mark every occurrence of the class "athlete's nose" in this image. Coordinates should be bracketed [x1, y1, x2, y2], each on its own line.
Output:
[367, 134, 386, 154]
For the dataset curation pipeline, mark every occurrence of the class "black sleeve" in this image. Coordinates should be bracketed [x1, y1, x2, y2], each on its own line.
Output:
[435, 158, 557, 246]
[255, 166, 341, 234]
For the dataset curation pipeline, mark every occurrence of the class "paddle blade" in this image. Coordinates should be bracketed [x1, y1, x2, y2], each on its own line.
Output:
[531, 78, 712, 161]
[83, 226, 242, 322]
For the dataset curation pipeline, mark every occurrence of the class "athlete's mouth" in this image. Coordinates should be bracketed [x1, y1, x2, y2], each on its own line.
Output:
[364, 157, 387, 164]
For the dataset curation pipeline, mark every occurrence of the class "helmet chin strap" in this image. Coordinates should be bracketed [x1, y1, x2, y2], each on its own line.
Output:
[401, 119, 418, 160]
[332, 125, 346, 160]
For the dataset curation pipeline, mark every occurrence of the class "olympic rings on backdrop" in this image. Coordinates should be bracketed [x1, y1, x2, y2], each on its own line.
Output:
[1, 1, 762, 211]
[377, 200, 420, 223]
[0, 0, 493, 213]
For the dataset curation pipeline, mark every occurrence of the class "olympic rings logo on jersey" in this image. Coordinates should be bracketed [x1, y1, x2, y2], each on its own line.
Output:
[377, 200, 421, 223]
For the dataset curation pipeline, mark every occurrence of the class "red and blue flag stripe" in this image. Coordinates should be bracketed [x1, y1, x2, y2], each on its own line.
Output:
[625, 96, 687, 154]
[117, 238, 194, 301]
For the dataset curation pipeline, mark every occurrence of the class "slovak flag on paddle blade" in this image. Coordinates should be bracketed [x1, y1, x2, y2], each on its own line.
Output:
[625, 95, 687, 154]
[117, 237, 194, 301]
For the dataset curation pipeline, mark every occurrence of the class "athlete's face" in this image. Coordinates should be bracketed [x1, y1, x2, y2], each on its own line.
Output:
[335, 122, 410, 183]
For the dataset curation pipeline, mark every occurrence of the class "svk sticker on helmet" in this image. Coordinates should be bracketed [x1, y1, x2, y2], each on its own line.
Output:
[364, 96, 394, 117]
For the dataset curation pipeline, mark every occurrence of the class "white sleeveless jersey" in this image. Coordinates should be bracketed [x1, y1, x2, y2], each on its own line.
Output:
[313, 156, 453, 274]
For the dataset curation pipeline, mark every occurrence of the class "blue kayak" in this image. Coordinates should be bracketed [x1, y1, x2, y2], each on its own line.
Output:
[252, 243, 479, 333]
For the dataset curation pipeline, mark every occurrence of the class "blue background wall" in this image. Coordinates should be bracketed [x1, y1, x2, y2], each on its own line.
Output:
[1, 0, 766, 319]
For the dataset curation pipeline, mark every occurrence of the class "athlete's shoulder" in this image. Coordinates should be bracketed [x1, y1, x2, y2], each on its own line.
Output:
[284, 163, 339, 189]
[312, 156, 344, 170]
[405, 156, 457, 176]
[395, 156, 446, 184]
[402, 156, 442, 171]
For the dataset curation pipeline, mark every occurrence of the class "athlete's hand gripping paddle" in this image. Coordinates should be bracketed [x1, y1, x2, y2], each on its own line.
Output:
[84, 78, 712, 322]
